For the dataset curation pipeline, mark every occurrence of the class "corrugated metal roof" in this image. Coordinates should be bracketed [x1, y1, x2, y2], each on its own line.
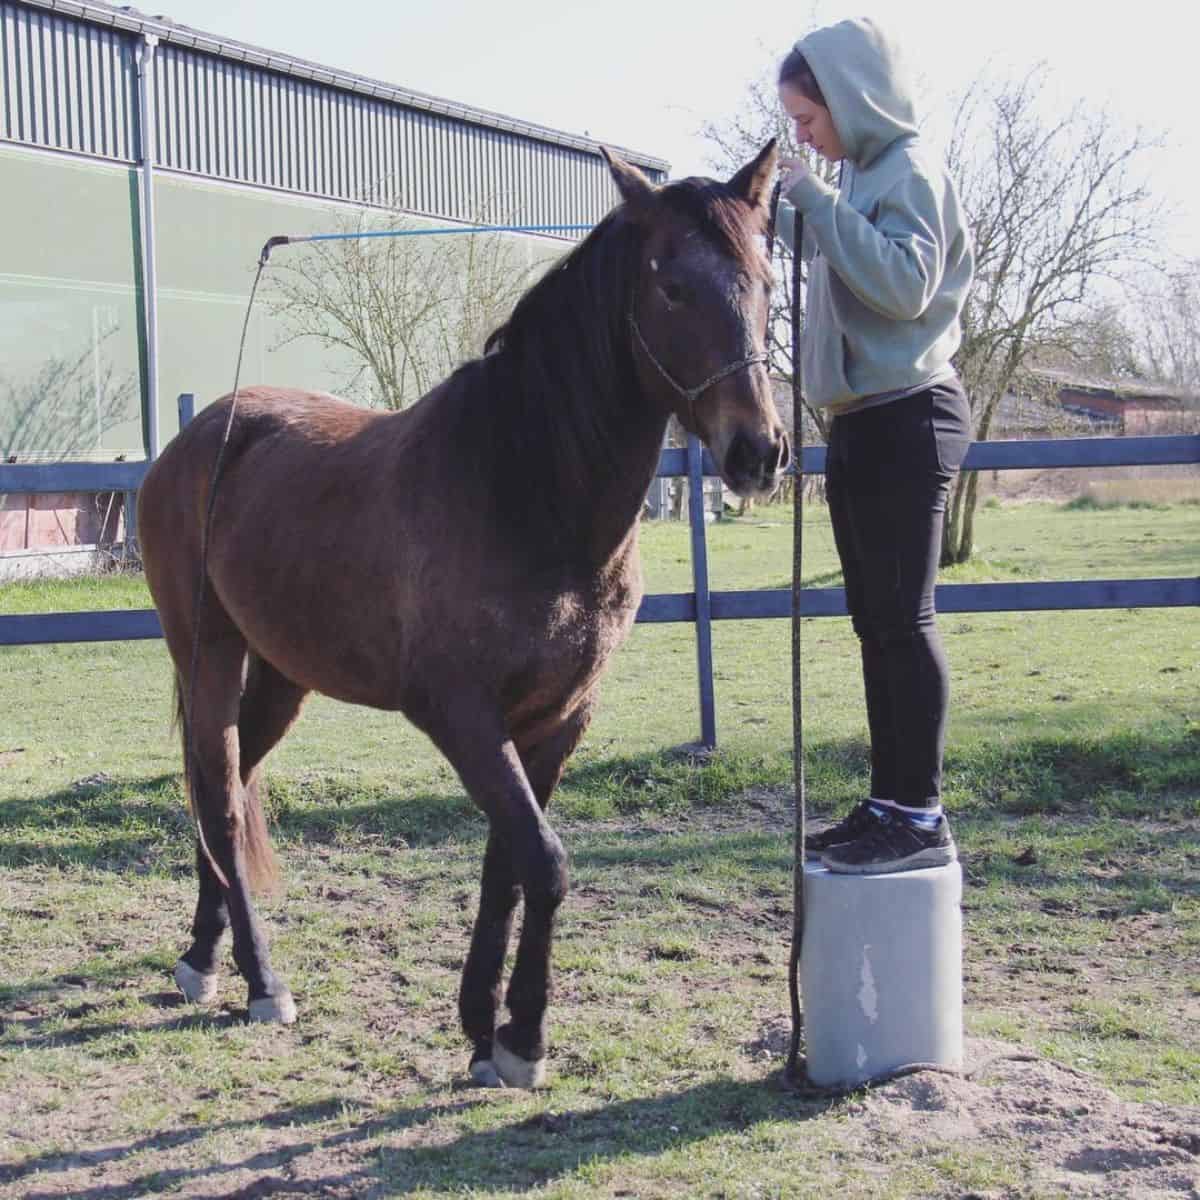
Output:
[12, 0, 669, 174]
[1, 1, 137, 158]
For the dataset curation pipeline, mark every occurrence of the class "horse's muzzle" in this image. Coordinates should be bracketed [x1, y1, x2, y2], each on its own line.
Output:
[723, 429, 791, 497]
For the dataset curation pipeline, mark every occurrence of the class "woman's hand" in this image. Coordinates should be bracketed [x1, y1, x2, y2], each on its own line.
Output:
[778, 156, 811, 193]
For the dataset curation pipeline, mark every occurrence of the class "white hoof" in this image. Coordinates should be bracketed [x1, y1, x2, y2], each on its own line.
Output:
[469, 1059, 507, 1088]
[174, 960, 218, 1004]
[493, 1039, 548, 1089]
[248, 992, 297, 1025]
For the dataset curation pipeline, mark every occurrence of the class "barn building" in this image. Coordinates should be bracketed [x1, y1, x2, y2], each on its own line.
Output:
[0, 0, 667, 563]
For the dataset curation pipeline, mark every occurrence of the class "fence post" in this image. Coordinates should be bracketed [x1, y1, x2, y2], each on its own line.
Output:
[686, 434, 717, 749]
[122, 488, 138, 559]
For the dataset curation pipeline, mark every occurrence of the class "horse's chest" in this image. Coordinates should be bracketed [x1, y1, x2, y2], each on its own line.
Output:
[496, 579, 639, 712]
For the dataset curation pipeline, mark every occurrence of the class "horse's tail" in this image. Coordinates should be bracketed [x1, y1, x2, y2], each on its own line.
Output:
[171, 671, 192, 807]
[239, 760, 280, 896]
[171, 672, 278, 894]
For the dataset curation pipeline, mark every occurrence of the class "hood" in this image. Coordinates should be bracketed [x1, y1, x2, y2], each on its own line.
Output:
[796, 18, 918, 168]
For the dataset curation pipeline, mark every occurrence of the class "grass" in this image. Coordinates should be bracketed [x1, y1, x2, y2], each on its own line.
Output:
[0, 497, 1197, 1196]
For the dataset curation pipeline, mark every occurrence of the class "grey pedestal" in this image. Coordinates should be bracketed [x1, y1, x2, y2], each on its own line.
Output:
[800, 860, 963, 1088]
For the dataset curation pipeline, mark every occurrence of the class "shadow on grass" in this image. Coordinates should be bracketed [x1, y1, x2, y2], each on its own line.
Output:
[8, 1076, 838, 1199]
[0, 773, 486, 873]
[943, 726, 1200, 816]
[0, 945, 195, 1012]
[0, 726, 1193, 876]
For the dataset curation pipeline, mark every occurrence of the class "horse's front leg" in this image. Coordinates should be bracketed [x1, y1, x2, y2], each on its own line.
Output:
[431, 703, 572, 1088]
[486, 707, 593, 1086]
[458, 831, 520, 1086]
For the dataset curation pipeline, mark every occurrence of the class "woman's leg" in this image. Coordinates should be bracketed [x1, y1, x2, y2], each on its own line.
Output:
[821, 383, 971, 871]
[825, 421, 897, 802]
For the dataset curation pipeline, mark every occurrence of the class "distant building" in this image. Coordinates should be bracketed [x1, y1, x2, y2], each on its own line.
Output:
[1035, 369, 1199, 436]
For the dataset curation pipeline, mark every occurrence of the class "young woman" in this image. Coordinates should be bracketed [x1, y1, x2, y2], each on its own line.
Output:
[775, 18, 974, 874]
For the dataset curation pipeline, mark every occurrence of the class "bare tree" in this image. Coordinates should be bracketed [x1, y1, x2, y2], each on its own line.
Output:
[1, 326, 138, 460]
[263, 203, 538, 411]
[1036, 298, 1142, 383]
[702, 61, 1163, 547]
[702, 72, 839, 432]
[701, 70, 837, 516]
[944, 66, 1161, 562]
[1135, 260, 1200, 392]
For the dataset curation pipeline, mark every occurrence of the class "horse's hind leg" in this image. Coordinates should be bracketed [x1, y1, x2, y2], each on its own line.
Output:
[176, 843, 229, 1003]
[177, 653, 306, 1009]
[182, 628, 296, 1024]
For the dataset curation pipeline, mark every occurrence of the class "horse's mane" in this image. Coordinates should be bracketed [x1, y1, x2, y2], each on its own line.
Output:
[454, 176, 768, 552]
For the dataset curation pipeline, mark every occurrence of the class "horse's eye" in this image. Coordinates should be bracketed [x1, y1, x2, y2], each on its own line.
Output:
[661, 281, 686, 306]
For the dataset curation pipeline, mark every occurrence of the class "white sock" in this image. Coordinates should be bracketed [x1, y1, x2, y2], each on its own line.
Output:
[870, 799, 943, 828]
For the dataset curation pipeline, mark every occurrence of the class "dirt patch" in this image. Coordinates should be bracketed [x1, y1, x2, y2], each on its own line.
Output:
[850, 1037, 1200, 1198]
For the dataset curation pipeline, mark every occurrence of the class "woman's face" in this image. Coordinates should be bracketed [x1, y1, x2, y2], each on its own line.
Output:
[778, 82, 846, 163]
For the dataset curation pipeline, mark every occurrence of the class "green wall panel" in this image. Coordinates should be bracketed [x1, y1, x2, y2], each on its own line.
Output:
[1, 144, 568, 460]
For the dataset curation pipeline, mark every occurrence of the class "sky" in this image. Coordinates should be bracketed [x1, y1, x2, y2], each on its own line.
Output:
[150, 0, 1200, 259]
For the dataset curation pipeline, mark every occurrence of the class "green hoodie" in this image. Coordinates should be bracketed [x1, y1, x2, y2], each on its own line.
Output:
[778, 17, 973, 413]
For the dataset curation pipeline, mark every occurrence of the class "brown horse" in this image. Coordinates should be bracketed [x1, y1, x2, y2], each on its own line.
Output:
[138, 142, 788, 1088]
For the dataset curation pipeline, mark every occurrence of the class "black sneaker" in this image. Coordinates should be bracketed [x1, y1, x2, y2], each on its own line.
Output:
[821, 807, 957, 875]
[804, 801, 877, 860]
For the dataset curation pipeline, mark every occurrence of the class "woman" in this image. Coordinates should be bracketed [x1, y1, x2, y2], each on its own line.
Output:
[775, 17, 974, 874]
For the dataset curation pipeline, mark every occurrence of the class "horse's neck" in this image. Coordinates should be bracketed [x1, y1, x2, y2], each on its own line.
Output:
[488, 225, 669, 570]
[578, 402, 669, 568]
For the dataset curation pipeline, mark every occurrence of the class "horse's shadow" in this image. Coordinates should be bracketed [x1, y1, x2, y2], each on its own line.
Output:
[0, 772, 488, 875]
[9, 1076, 839, 1199]
[0, 990, 248, 1051]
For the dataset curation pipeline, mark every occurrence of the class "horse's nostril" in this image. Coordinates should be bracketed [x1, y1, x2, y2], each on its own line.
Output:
[726, 432, 756, 481]
[727, 431, 791, 490]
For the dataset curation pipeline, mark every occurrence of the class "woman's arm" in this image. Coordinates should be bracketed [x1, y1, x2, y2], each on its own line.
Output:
[783, 164, 947, 321]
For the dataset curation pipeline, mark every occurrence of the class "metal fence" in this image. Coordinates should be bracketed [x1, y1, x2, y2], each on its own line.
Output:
[2, 393, 1197, 748]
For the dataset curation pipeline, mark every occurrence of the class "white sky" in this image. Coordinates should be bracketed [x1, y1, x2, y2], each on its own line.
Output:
[153, 0, 1200, 259]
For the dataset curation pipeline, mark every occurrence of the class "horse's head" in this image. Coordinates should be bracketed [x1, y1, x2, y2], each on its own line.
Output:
[604, 141, 790, 498]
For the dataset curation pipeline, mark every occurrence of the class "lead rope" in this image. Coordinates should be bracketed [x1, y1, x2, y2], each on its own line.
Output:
[763, 184, 807, 1088]
[764, 185, 809, 1089]
[784, 203, 807, 1087]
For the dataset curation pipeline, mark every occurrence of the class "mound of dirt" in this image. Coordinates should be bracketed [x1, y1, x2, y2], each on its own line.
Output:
[852, 1037, 1200, 1197]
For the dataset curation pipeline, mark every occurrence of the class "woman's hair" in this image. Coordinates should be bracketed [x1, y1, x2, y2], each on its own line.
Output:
[777, 49, 827, 108]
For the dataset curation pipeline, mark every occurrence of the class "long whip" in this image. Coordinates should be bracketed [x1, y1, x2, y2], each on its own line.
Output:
[774, 193, 807, 1087]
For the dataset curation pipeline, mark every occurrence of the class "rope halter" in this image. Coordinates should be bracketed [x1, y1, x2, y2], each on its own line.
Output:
[628, 310, 769, 434]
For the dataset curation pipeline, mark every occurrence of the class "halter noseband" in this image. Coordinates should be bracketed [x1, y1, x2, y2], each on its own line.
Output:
[627, 310, 769, 433]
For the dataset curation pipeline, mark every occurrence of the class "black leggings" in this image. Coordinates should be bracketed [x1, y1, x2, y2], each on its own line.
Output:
[824, 380, 972, 808]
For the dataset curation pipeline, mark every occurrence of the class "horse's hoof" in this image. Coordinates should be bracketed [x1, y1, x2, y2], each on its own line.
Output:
[469, 1059, 507, 1088]
[174, 960, 218, 1004]
[248, 992, 297, 1025]
[492, 1039, 547, 1089]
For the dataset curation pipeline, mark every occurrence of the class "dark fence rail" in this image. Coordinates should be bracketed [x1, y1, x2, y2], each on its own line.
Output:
[657, 434, 1200, 477]
[2, 396, 1197, 747]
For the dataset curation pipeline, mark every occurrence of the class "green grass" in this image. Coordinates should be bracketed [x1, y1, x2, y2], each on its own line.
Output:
[0, 497, 1197, 1196]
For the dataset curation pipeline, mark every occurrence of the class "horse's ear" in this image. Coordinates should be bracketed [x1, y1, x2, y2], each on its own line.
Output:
[727, 139, 778, 211]
[601, 146, 656, 214]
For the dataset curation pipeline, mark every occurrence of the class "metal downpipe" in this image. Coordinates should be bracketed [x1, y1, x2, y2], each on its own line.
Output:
[135, 33, 160, 461]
